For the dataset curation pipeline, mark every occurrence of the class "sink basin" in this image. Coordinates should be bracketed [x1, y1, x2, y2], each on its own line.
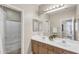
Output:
[53, 38, 79, 47]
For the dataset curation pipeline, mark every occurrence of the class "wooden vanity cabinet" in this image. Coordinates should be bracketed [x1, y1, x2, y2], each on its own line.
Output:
[31, 40, 48, 54]
[53, 46, 64, 54]
[39, 42, 48, 54]
[47, 45, 64, 54]
[47, 45, 55, 54]
[31, 40, 77, 54]
[31, 40, 39, 54]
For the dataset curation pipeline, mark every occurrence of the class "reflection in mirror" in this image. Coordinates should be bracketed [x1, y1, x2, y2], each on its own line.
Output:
[44, 4, 77, 40]
[38, 4, 79, 41]
[33, 19, 42, 32]
[62, 19, 73, 39]
[33, 19, 39, 32]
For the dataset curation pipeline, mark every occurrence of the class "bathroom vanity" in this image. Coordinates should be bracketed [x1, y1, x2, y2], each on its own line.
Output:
[31, 4, 79, 54]
[31, 35, 79, 54]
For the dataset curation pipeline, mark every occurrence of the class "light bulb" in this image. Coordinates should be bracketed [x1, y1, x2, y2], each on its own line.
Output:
[60, 4, 64, 6]
[49, 6, 53, 10]
[55, 5, 60, 8]
[52, 5, 56, 9]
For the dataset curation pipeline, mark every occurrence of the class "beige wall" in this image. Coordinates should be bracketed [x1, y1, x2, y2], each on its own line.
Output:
[50, 6, 76, 36]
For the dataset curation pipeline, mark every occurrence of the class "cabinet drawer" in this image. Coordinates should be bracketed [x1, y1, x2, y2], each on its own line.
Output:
[31, 40, 39, 54]
[32, 40, 39, 45]
[39, 42, 47, 47]
[53, 46, 64, 54]
[39, 42, 48, 54]
[32, 46, 39, 54]
[48, 45, 54, 50]
[39, 46, 48, 54]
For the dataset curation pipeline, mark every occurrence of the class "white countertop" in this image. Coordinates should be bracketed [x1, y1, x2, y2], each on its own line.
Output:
[32, 35, 79, 53]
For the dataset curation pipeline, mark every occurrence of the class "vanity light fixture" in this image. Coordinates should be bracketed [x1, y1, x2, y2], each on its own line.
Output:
[43, 4, 64, 12]
[43, 4, 71, 14]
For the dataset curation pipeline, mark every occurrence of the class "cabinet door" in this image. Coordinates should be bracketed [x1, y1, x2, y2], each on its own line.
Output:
[32, 40, 39, 54]
[53, 46, 64, 54]
[47, 45, 54, 54]
[39, 42, 48, 54]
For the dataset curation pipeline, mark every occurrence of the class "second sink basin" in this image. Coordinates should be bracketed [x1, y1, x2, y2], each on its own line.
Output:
[53, 38, 79, 47]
